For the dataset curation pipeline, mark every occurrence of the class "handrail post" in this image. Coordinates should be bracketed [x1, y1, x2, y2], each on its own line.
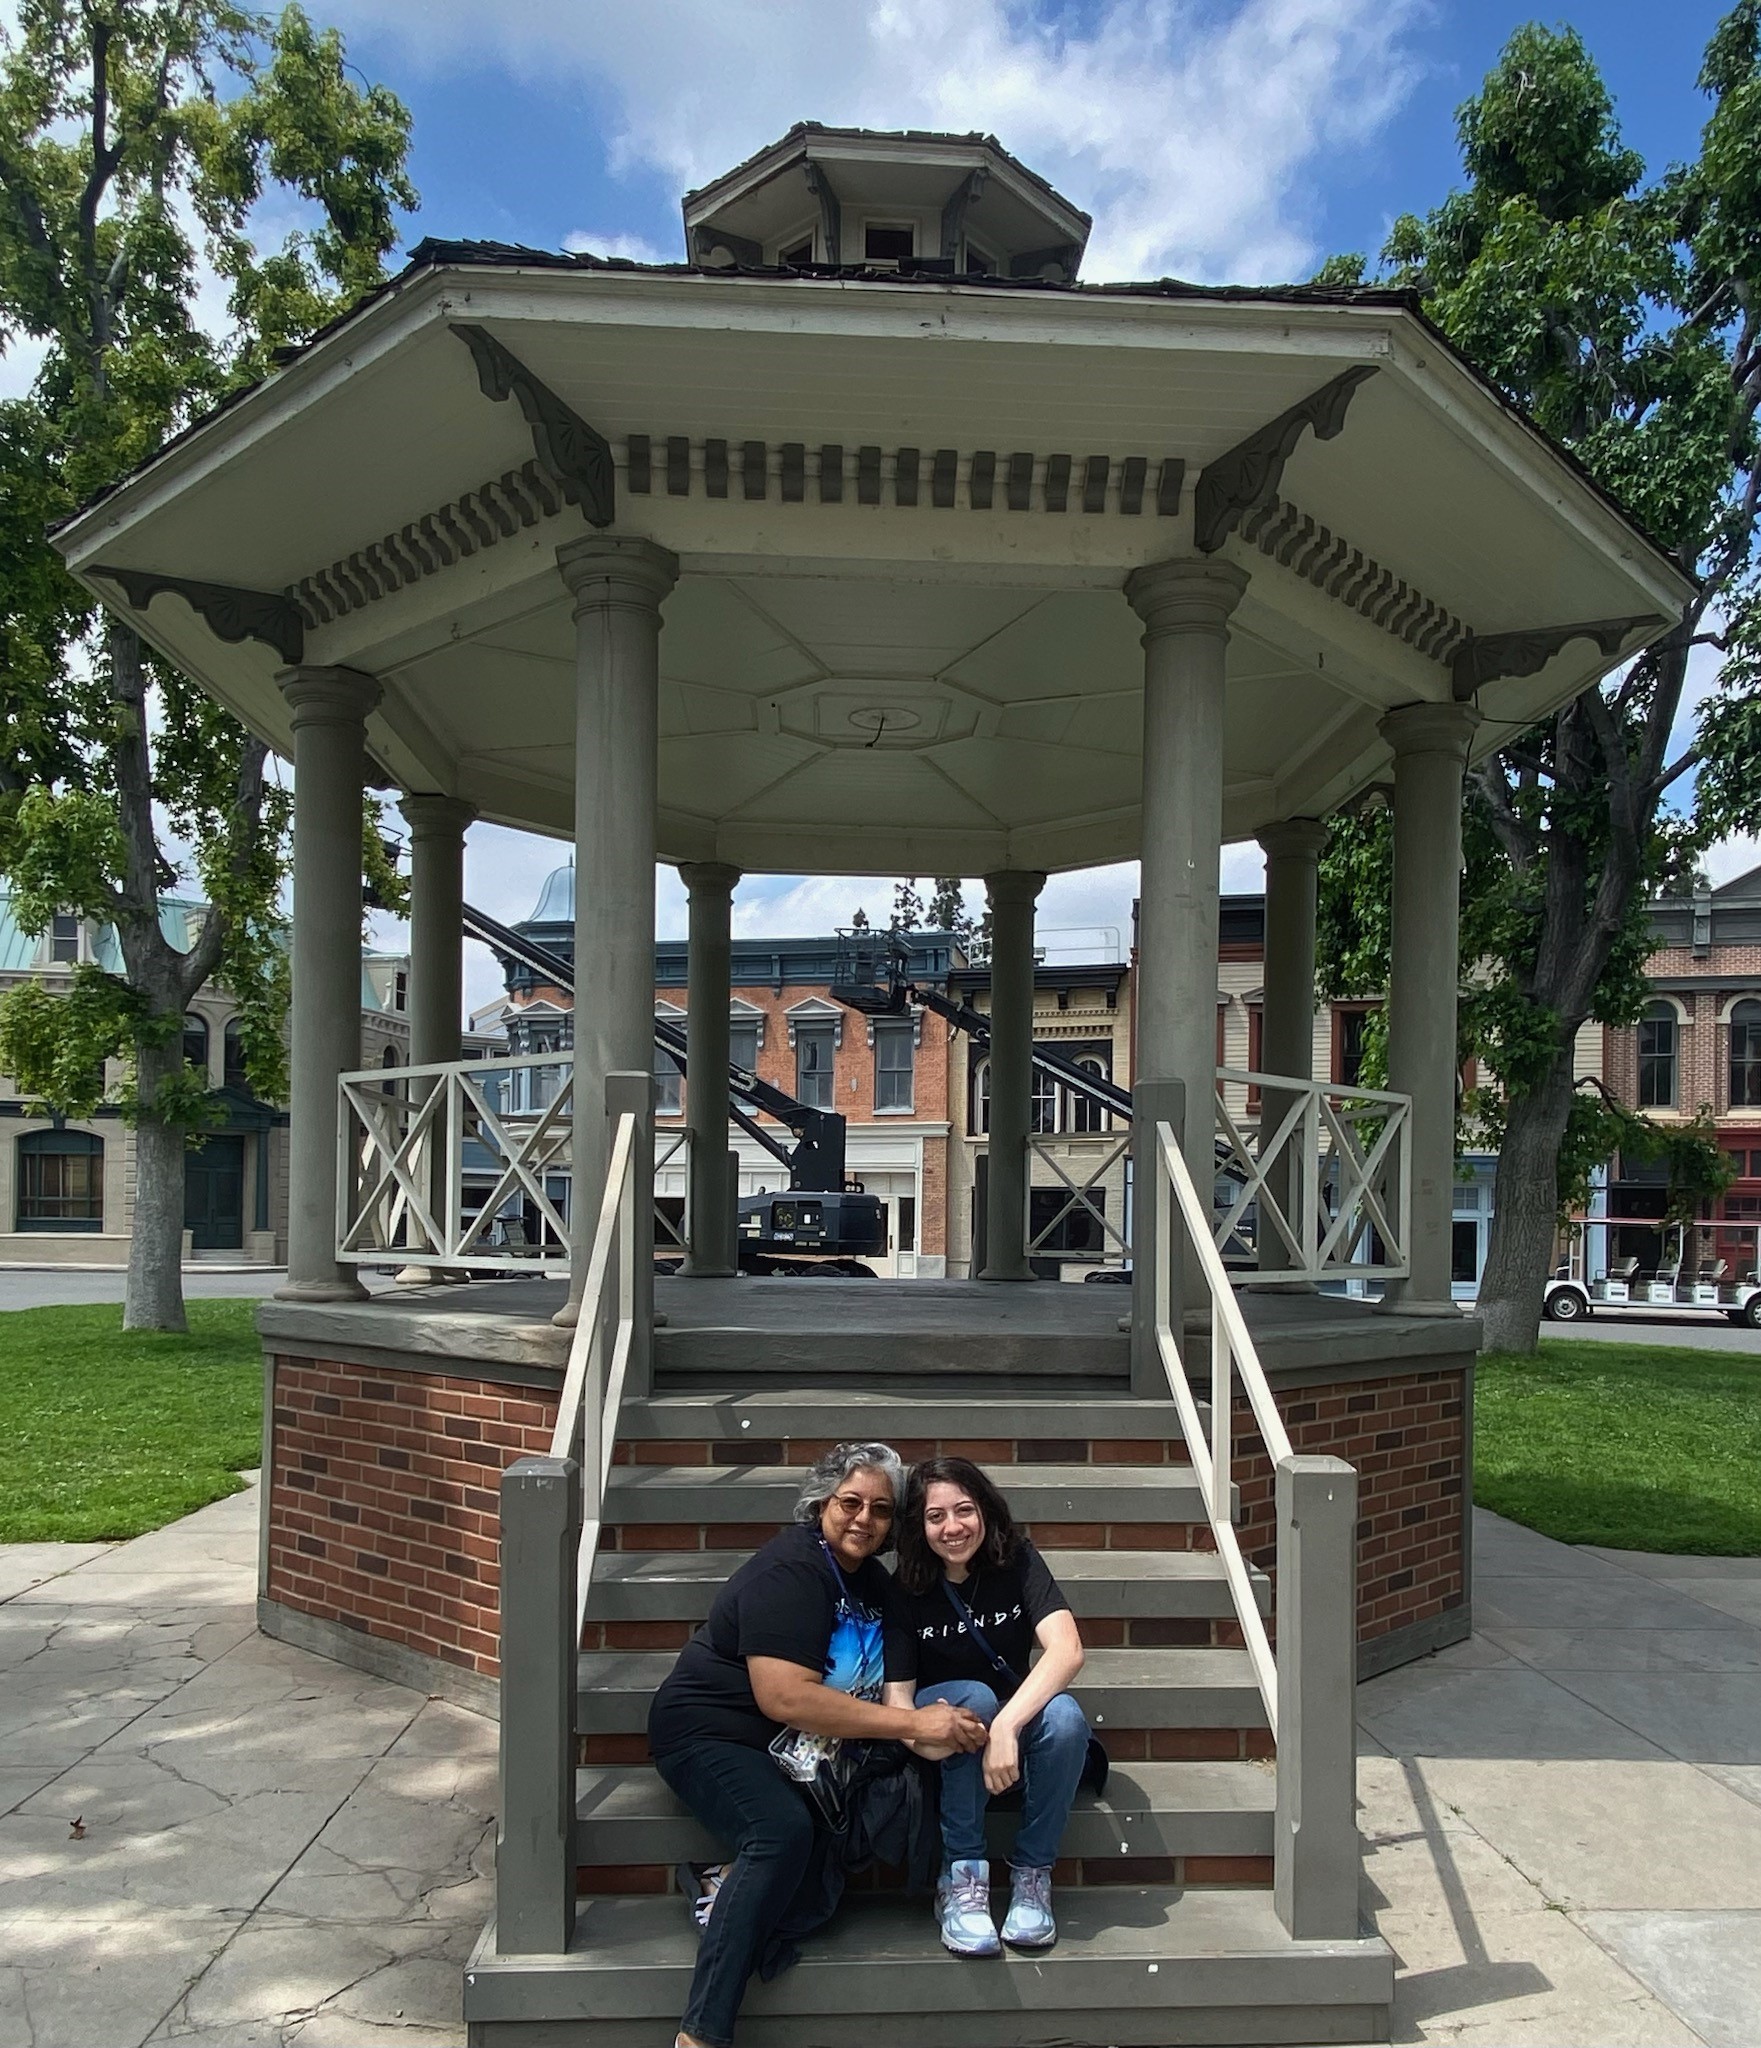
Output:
[1273, 1454, 1360, 1939]
[497, 1453, 580, 1955]
[604, 1072, 654, 1398]
[1130, 1078, 1185, 1396]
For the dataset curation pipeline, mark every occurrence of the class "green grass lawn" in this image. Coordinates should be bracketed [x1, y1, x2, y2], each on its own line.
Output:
[1475, 1339, 1761, 1555]
[0, 1299, 263, 1542]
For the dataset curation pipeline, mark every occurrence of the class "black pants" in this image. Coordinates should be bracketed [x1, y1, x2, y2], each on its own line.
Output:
[654, 1739, 833, 2048]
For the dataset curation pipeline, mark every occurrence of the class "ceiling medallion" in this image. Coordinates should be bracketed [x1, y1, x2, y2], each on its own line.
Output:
[848, 705, 925, 735]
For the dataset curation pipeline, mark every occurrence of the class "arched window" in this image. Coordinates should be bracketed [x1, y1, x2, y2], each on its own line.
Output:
[182, 1013, 210, 1077]
[972, 1057, 991, 1136]
[1030, 1066, 1058, 1135]
[380, 1043, 400, 1095]
[223, 1017, 248, 1090]
[1067, 1056, 1109, 1134]
[17, 1129, 103, 1231]
[1637, 1001, 1678, 1109]
[1732, 1000, 1761, 1107]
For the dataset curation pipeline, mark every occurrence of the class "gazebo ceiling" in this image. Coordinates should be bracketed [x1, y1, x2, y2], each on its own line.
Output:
[56, 259, 1695, 876]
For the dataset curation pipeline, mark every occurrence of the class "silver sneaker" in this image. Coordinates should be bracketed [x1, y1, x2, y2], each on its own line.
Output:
[936, 1858, 1001, 1957]
[1001, 1864, 1056, 1948]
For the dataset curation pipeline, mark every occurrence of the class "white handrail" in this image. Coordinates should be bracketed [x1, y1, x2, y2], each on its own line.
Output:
[549, 1109, 640, 1641]
[1153, 1119, 1291, 1733]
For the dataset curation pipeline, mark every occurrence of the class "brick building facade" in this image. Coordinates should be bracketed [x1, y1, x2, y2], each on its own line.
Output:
[1602, 863, 1761, 1261]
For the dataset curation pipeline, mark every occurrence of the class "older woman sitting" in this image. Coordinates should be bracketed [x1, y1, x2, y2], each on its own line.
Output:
[647, 1441, 987, 2048]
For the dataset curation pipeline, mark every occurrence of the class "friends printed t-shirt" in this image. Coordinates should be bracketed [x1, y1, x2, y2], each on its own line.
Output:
[895, 1541, 1071, 1695]
[647, 1523, 913, 1757]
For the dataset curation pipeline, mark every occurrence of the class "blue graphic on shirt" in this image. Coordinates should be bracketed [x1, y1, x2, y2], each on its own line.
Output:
[769, 1543, 884, 1783]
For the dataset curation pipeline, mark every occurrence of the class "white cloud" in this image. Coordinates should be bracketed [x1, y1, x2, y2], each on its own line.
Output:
[563, 228, 674, 265]
[335, 0, 1423, 282]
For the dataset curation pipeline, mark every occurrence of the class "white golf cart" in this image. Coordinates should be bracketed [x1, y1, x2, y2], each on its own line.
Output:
[1544, 1215, 1761, 1327]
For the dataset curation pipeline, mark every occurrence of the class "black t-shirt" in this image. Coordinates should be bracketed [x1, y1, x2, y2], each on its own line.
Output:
[647, 1524, 914, 1758]
[894, 1541, 1071, 1696]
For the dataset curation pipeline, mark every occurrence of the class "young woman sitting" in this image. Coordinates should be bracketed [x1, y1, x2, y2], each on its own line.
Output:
[646, 1442, 988, 2048]
[893, 1455, 1089, 1957]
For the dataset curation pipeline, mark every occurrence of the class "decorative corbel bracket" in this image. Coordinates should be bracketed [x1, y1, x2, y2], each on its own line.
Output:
[94, 566, 305, 664]
[1449, 615, 1666, 702]
[452, 324, 615, 529]
[804, 161, 841, 264]
[940, 167, 988, 261]
[1194, 364, 1378, 554]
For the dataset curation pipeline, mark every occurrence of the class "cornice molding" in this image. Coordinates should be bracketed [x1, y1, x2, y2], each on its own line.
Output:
[95, 567, 306, 664]
[452, 322, 615, 528]
[1194, 365, 1378, 554]
[1238, 493, 1469, 664]
[1449, 615, 1666, 702]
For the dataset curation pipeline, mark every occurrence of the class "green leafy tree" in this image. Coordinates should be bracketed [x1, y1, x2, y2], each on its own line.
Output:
[1316, 13, 1761, 1351]
[890, 877, 925, 932]
[0, 2, 415, 1330]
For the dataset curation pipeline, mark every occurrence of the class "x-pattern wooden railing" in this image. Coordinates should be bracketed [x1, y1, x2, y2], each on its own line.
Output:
[1213, 1069, 1411, 1280]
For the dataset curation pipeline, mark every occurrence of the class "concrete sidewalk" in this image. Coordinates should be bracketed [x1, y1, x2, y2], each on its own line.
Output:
[1, 1490, 1758, 2046]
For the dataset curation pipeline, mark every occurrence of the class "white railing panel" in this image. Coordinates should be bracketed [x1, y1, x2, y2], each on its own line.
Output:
[1214, 1069, 1411, 1282]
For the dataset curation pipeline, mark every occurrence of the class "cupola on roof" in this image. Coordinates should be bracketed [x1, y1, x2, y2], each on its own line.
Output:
[524, 865, 576, 927]
[682, 123, 1092, 281]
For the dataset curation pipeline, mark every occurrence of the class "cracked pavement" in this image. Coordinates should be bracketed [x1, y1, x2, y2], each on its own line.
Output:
[0, 1477, 492, 2048]
[4, 1478, 1761, 2045]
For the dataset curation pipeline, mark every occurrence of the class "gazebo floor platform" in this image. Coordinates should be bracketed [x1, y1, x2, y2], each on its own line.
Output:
[262, 1273, 1476, 1385]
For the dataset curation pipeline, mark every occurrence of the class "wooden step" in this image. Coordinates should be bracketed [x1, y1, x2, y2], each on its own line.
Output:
[617, 1389, 1197, 1448]
[585, 1546, 1267, 1623]
[575, 1758, 1275, 1868]
[464, 1890, 1394, 2046]
[602, 1461, 1226, 1528]
[576, 1646, 1269, 1735]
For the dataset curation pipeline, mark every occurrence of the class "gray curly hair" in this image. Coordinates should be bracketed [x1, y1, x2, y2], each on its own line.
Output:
[792, 1441, 905, 1550]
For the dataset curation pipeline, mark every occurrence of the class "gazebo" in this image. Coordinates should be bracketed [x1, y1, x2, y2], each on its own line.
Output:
[56, 123, 1690, 2048]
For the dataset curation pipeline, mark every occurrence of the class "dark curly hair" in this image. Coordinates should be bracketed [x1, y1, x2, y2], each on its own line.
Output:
[895, 1457, 1022, 1596]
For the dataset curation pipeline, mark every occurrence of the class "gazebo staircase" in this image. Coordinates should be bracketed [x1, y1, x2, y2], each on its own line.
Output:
[463, 1096, 1393, 2046]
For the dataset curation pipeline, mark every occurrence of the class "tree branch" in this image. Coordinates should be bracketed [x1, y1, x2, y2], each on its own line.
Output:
[179, 735, 270, 996]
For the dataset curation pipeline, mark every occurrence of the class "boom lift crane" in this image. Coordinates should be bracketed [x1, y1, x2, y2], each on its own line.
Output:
[461, 901, 887, 1269]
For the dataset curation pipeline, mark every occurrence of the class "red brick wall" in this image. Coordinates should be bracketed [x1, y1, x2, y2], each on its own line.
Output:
[1235, 1367, 1468, 1648]
[267, 1355, 1466, 1683]
[266, 1359, 558, 1679]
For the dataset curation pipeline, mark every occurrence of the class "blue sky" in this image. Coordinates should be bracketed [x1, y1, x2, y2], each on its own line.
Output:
[6, 0, 1738, 1001]
[308, 0, 1742, 1009]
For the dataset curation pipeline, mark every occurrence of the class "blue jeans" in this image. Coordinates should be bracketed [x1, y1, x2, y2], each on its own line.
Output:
[916, 1678, 1089, 1871]
[653, 1739, 833, 2048]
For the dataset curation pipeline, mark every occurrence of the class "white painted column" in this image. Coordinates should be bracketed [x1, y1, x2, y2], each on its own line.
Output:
[1126, 558, 1248, 1249]
[980, 869, 1045, 1282]
[555, 537, 678, 1325]
[274, 666, 382, 1302]
[397, 793, 475, 1283]
[680, 861, 740, 1277]
[1256, 818, 1328, 1277]
[1380, 702, 1480, 1311]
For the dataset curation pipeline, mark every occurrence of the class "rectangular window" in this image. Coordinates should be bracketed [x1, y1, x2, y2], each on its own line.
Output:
[1030, 1067, 1058, 1135]
[18, 1135, 104, 1228]
[864, 223, 914, 265]
[873, 1022, 913, 1112]
[1029, 1185, 1105, 1255]
[50, 915, 79, 964]
[1637, 1006, 1677, 1108]
[898, 1193, 917, 1252]
[653, 1042, 682, 1116]
[796, 1027, 834, 1109]
[1335, 1007, 1373, 1088]
[393, 970, 408, 1014]
[730, 1020, 760, 1072]
[1451, 1220, 1480, 1283]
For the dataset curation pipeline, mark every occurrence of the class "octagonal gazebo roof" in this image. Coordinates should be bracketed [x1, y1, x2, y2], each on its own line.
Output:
[56, 228, 1694, 877]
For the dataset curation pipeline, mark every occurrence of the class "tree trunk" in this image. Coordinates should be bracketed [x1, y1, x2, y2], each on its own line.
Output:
[123, 1038, 188, 1333]
[1475, 1049, 1580, 1354]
